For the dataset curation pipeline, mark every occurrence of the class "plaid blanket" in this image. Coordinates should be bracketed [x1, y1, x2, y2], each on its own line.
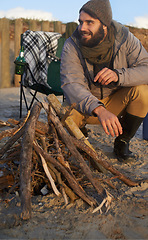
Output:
[22, 30, 62, 87]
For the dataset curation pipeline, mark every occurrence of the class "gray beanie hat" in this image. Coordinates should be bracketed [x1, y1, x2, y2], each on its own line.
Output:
[79, 0, 112, 27]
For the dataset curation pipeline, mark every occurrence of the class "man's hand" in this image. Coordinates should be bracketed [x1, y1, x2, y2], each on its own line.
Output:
[94, 67, 118, 85]
[93, 106, 122, 137]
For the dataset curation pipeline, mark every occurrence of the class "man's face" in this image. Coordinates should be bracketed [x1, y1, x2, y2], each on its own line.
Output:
[78, 10, 106, 47]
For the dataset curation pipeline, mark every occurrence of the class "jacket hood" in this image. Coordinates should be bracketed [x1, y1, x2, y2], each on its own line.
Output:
[111, 20, 129, 57]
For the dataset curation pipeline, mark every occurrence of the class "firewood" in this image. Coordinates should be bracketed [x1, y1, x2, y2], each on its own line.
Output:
[50, 122, 75, 177]
[0, 127, 25, 158]
[36, 144, 61, 196]
[92, 191, 112, 214]
[0, 145, 21, 163]
[0, 112, 30, 157]
[0, 119, 23, 141]
[61, 187, 69, 205]
[38, 133, 69, 206]
[5, 182, 19, 199]
[50, 123, 66, 166]
[20, 102, 42, 220]
[61, 103, 77, 124]
[49, 107, 110, 207]
[7, 118, 20, 124]
[0, 174, 14, 190]
[62, 182, 78, 202]
[33, 141, 96, 206]
[12, 111, 30, 136]
[47, 158, 78, 203]
[36, 121, 49, 133]
[71, 136, 138, 187]
[44, 155, 78, 203]
[35, 128, 47, 136]
[49, 123, 71, 203]
[31, 109, 77, 204]
[0, 120, 15, 128]
[47, 94, 106, 174]
[40, 135, 48, 152]
[0, 94, 143, 217]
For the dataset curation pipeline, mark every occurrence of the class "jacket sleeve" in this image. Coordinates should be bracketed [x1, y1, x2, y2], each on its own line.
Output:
[60, 39, 104, 115]
[116, 31, 148, 86]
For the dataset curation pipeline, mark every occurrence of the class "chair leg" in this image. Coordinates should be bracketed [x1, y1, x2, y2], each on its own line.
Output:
[22, 87, 29, 108]
[28, 90, 38, 110]
[20, 84, 30, 118]
[19, 65, 42, 117]
[20, 83, 23, 118]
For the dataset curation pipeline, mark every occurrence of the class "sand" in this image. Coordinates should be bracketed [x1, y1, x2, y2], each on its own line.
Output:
[0, 87, 148, 240]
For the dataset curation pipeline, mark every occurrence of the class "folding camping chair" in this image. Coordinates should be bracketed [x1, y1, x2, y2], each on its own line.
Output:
[14, 30, 65, 118]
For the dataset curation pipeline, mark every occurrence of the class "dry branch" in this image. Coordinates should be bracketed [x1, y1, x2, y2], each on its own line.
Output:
[33, 141, 96, 206]
[71, 136, 138, 187]
[37, 146, 61, 196]
[0, 174, 14, 190]
[0, 112, 30, 157]
[47, 94, 106, 174]
[20, 102, 42, 220]
[51, 123, 67, 167]
[44, 152, 78, 203]
[49, 107, 108, 205]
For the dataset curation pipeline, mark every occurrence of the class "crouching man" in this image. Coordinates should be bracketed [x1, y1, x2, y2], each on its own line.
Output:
[60, 0, 148, 162]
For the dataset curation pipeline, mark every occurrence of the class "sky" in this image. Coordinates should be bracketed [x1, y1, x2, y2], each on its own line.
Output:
[0, 0, 148, 28]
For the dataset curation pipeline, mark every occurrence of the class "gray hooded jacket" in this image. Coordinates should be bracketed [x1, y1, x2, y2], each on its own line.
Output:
[60, 20, 148, 116]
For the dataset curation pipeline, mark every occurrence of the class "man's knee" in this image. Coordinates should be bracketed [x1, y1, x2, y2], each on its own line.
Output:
[132, 85, 148, 107]
[127, 85, 148, 117]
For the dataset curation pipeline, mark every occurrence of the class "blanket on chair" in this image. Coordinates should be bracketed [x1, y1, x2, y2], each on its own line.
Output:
[22, 30, 61, 87]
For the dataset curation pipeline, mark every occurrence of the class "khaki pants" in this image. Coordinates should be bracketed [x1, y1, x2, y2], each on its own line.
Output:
[67, 85, 148, 128]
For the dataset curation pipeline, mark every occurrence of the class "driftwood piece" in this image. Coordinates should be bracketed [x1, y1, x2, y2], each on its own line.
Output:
[0, 174, 14, 190]
[0, 126, 25, 158]
[43, 148, 78, 203]
[47, 94, 106, 174]
[47, 95, 92, 147]
[33, 141, 96, 206]
[46, 156, 78, 203]
[0, 144, 21, 163]
[49, 107, 108, 205]
[0, 120, 12, 127]
[20, 102, 42, 220]
[38, 131, 70, 203]
[40, 135, 48, 152]
[38, 150, 61, 196]
[50, 123, 79, 203]
[0, 112, 30, 157]
[50, 122, 77, 178]
[0, 119, 22, 140]
[71, 137, 138, 187]
[0, 118, 19, 128]
[51, 123, 66, 167]
[36, 121, 49, 132]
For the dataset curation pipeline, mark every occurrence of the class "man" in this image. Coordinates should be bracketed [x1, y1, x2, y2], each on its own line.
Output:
[60, 0, 148, 162]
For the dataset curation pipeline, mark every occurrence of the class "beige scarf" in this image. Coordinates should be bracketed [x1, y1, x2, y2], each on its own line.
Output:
[79, 24, 115, 75]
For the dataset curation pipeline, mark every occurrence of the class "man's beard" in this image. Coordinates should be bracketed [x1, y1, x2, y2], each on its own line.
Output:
[78, 24, 104, 47]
